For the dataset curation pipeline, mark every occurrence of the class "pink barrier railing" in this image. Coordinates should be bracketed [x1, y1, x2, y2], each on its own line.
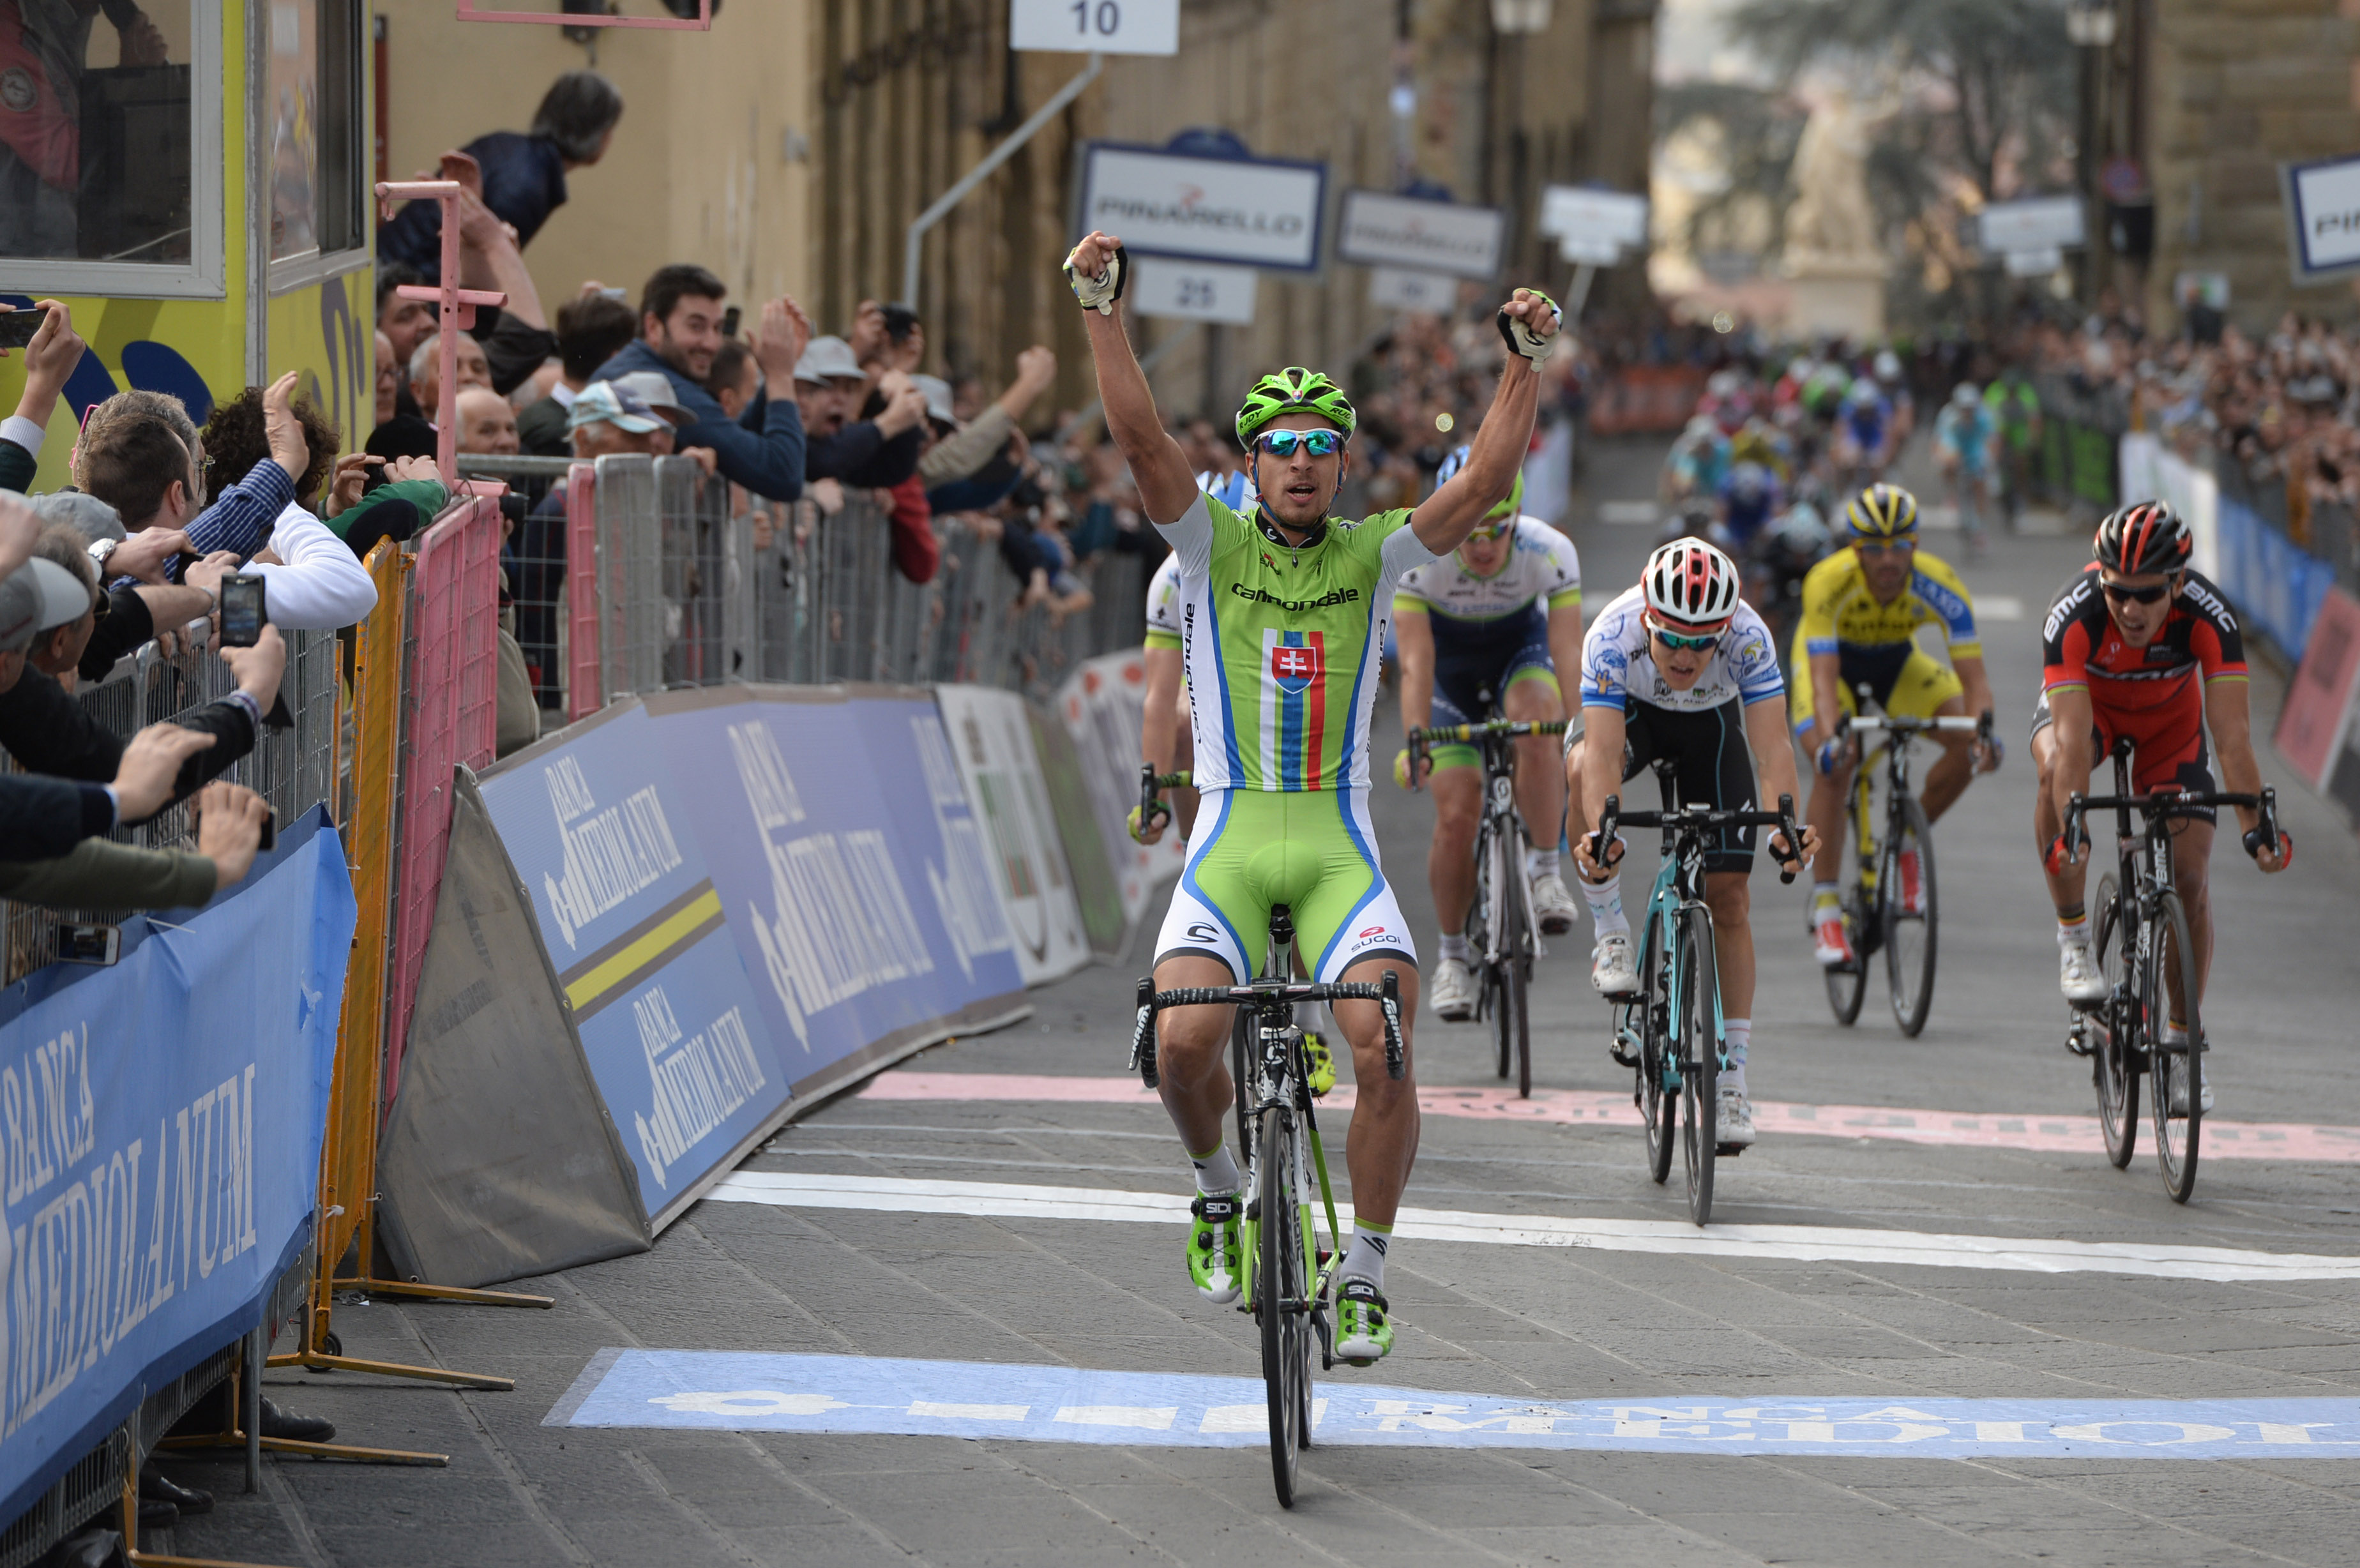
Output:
[385, 494, 503, 1101]
[566, 462, 602, 721]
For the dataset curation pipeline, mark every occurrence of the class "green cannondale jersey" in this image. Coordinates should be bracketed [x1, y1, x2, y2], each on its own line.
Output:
[1163, 490, 1436, 791]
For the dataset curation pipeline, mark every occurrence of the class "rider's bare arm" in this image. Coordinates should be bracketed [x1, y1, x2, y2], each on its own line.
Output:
[1808, 649, 1846, 755]
[1744, 696, 1817, 862]
[1409, 290, 1557, 555]
[1546, 603, 1584, 716]
[1140, 646, 1183, 773]
[1571, 704, 1626, 878]
[1070, 232, 1197, 526]
[2204, 677, 2283, 868]
[2045, 684, 2098, 850]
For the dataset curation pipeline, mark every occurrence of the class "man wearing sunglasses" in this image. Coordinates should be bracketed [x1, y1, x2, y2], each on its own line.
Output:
[1067, 228, 1559, 1366]
[1792, 482, 1999, 969]
[2034, 502, 2289, 1071]
[1391, 444, 1584, 1021]
[1567, 537, 1816, 1148]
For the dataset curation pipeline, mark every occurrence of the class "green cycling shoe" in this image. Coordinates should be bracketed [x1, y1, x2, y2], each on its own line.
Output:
[1187, 1192, 1243, 1303]
[1333, 1278, 1393, 1365]
[1301, 1030, 1336, 1097]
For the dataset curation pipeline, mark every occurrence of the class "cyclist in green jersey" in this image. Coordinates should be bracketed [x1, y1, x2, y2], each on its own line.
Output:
[1068, 229, 1561, 1365]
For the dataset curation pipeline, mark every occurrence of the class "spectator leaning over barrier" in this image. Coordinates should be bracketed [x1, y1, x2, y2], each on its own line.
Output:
[457, 386, 522, 458]
[196, 390, 379, 630]
[79, 372, 312, 586]
[0, 299, 84, 490]
[376, 70, 625, 282]
[25, 495, 214, 684]
[592, 263, 811, 501]
[800, 334, 928, 489]
[517, 289, 637, 456]
[919, 345, 1055, 492]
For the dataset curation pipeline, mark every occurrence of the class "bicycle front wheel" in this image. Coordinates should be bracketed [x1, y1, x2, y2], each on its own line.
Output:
[1480, 828, 1512, 1081]
[1257, 1108, 1309, 1506]
[1824, 792, 1870, 1026]
[1637, 917, 1675, 1186]
[2147, 889, 2203, 1203]
[2091, 877, 2138, 1168]
[1884, 795, 1937, 1036]
[1499, 857, 1532, 1099]
[1677, 905, 1719, 1227]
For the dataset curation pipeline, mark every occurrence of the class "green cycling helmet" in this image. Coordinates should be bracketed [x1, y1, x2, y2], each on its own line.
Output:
[1236, 366, 1357, 449]
[1433, 443, 1524, 522]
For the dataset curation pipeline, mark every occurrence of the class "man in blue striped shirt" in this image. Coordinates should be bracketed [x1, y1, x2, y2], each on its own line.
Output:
[78, 371, 310, 592]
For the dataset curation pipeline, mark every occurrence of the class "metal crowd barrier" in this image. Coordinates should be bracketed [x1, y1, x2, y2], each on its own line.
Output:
[467, 452, 1149, 716]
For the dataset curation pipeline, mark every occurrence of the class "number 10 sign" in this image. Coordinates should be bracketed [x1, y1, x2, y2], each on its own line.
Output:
[1011, 0, 1179, 54]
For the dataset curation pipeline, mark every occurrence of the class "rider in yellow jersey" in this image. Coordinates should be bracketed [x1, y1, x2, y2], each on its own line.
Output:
[1792, 483, 2002, 967]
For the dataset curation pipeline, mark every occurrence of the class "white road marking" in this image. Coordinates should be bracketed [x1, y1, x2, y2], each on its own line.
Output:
[708, 1171, 2360, 1283]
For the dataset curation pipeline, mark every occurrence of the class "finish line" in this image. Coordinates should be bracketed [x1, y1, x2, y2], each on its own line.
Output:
[856, 1071, 2360, 1164]
[550, 1349, 2360, 1458]
[705, 1171, 2360, 1283]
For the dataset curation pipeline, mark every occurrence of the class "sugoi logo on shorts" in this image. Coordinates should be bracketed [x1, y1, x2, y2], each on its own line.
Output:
[1269, 638, 1323, 695]
[1358, 925, 1384, 939]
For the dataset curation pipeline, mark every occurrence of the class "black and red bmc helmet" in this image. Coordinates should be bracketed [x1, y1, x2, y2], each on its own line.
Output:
[2094, 501, 2193, 576]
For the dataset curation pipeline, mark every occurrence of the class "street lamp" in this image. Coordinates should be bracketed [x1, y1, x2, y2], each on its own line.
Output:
[2066, 1, 2117, 303]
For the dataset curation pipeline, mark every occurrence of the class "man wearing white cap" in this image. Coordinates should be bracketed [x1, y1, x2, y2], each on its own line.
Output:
[797, 335, 928, 488]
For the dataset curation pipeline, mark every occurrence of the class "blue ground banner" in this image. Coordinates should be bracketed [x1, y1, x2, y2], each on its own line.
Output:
[478, 690, 1025, 1230]
[0, 810, 352, 1524]
[552, 1348, 2360, 1460]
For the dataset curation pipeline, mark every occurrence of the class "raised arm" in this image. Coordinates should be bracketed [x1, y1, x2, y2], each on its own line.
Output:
[1411, 289, 1559, 555]
[1068, 232, 1196, 526]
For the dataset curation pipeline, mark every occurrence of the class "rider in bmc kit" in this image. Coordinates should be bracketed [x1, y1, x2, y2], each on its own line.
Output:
[1391, 445, 1584, 1021]
[1068, 227, 1560, 1365]
[2034, 501, 2290, 1103]
[1566, 538, 1817, 1147]
[1792, 483, 2001, 968]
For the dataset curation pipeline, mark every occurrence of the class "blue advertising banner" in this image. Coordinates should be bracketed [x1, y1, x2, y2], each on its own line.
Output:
[0, 810, 352, 1526]
[2218, 497, 2335, 661]
[478, 688, 1027, 1232]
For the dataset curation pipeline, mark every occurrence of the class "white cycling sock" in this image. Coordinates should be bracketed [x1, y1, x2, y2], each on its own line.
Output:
[1437, 932, 1472, 966]
[1341, 1219, 1391, 1287]
[1723, 1018, 1751, 1095]
[1812, 880, 1841, 912]
[1582, 870, 1628, 940]
[1525, 846, 1560, 882]
[1190, 1143, 1239, 1196]
[2057, 912, 2090, 949]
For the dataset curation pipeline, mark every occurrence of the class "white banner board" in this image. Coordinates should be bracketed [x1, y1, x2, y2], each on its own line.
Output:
[932, 684, 1093, 984]
[1559, 235, 1622, 266]
[1368, 267, 1459, 312]
[1010, 0, 1178, 54]
[1055, 651, 1185, 935]
[1338, 190, 1506, 279]
[1079, 144, 1327, 272]
[1540, 185, 1648, 248]
[1979, 197, 2084, 255]
[2283, 153, 2360, 280]
[1131, 257, 1259, 324]
[2004, 246, 2064, 278]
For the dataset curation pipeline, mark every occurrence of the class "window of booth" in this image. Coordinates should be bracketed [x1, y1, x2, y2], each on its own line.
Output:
[266, 0, 364, 284]
[0, 0, 223, 295]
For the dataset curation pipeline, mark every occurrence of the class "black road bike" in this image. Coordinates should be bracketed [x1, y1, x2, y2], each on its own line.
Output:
[2061, 740, 2279, 1204]
[1406, 718, 1566, 1097]
[1131, 906, 1407, 1508]
[1821, 705, 1992, 1036]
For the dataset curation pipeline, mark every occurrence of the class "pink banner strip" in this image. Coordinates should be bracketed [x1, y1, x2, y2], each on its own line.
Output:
[856, 1073, 2360, 1165]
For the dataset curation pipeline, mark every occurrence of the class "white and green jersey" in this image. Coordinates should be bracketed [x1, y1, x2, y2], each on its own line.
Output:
[1393, 516, 1582, 624]
[1163, 491, 1434, 792]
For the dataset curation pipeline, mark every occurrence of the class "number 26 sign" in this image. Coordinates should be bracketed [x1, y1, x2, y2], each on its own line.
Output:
[1010, 0, 1179, 55]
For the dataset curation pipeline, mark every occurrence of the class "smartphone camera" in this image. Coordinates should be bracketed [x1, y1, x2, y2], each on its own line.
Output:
[218, 572, 267, 647]
[720, 305, 742, 340]
[881, 301, 919, 343]
[0, 306, 49, 351]
[55, 922, 120, 966]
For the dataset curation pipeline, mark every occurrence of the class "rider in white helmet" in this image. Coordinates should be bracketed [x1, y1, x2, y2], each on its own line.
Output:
[1563, 538, 1818, 1147]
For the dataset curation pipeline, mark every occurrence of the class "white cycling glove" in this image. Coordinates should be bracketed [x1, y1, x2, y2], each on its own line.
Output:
[1064, 243, 1130, 315]
[1497, 289, 1562, 365]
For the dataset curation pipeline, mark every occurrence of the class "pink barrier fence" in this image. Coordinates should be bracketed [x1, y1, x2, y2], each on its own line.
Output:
[386, 494, 503, 1101]
[566, 462, 602, 721]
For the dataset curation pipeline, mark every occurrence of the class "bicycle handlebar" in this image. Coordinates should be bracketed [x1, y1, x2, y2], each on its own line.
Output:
[2064, 784, 2279, 863]
[1842, 712, 1988, 737]
[1402, 720, 1567, 794]
[1130, 970, 1406, 1085]
[1591, 792, 1804, 885]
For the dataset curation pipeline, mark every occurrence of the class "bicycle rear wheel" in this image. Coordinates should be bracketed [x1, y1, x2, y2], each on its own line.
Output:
[1884, 796, 1937, 1036]
[1677, 905, 1719, 1226]
[1257, 1107, 1308, 1507]
[1479, 828, 1511, 1081]
[1637, 917, 1675, 1186]
[1824, 795, 1870, 1026]
[2147, 889, 2203, 1203]
[2091, 877, 2138, 1168]
[1497, 859, 1531, 1099]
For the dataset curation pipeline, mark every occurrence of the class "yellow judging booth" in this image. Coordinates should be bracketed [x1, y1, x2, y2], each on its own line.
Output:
[0, 0, 372, 483]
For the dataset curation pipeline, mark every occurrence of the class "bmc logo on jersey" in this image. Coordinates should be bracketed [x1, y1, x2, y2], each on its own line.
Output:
[1268, 636, 1324, 695]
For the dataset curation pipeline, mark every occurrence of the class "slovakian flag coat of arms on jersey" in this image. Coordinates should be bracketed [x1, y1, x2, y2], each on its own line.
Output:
[1260, 629, 1330, 788]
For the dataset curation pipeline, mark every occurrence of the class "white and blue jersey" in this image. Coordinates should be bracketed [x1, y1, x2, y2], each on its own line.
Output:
[1579, 584, 1784, 717]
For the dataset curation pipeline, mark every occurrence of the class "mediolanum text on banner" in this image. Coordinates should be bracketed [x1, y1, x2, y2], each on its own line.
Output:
[477, 688, 1029, 1231]
[1077, 142, 1328, 272]
[0, 810, 352, 1526]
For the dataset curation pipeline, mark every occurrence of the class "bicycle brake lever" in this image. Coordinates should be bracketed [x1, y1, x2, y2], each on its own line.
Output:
[1773, 792, 1801, 884]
